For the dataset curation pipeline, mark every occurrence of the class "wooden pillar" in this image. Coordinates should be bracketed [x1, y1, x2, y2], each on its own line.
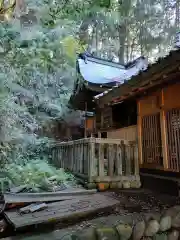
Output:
[160, 89, 168, 169]
[84, 102, 87, 138]
[137, 101, 143, 165]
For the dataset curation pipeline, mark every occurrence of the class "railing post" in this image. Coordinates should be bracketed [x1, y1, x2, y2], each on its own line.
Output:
[125, 142, 131, 176]
[134, 142, 139, 175]
[88, 137, 96, 182]
[108, 144, 114, 177]
[98, 142, 104, 177]
[70, 143, 74, 172]
[116, 143, 122, 175]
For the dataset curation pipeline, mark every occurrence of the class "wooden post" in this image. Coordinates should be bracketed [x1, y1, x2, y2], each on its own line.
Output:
[108, 144, 114, 177]
[160, 89, 168, 169]
[125, 143, 131, 175]
[134, 143, 139, 175]
[116, 144, 122, 175]
[88, 138, 96, 182]
[137, 101, 143, 165]
[98, 132, 101, 138]
[98, 143, 105, 176]
[101, 107, 104, 130]
[84, 102, 87, 138]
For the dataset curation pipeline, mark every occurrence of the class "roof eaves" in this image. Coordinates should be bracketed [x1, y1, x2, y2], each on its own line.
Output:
[79, 56, 126, 69]
[94, 49, 180, 101]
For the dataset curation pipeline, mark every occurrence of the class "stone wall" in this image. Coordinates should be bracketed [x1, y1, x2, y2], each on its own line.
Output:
[64, 205, 180, 239]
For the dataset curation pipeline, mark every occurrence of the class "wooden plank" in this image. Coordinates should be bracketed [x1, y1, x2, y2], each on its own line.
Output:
[4, 193, 119, 229]
[4, 189, 97, 204]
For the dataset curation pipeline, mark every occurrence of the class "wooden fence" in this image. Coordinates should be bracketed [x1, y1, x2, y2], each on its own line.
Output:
[49, 137, 140, 188]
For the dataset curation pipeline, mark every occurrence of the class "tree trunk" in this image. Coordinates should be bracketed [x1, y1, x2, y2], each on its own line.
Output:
[118, 24, 126, 64]
[117, 0, 131, 64]
[176, 0, 180, 29]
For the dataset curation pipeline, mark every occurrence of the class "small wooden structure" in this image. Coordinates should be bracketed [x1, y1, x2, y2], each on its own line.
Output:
[50, 137, 140, 189]
[4, 193, 119, 230]
[94, 48, 180, 194]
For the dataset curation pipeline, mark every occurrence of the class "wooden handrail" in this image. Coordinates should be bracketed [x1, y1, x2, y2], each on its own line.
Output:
[50, 138, 140, 187]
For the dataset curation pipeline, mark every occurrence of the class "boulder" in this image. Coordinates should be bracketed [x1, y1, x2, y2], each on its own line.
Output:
[122, 181, 130, 189]
[132, 220, 145, 240]
[109, 182, 117, 189]
[144, 220, 160, 237]
[145, 212, 161, 222]
[159, 216, 171, 232]
[162, 205, 180, 228]
[168, 230, 179, 240]
[96, 227, 119, 240]
[77, 228, 96, 240]
[163, 205, 180, 218]
[61, 234, 79, 240]
[116, 223, 132, 240]
[171, 211, 180, 228]
[117, 181, 122, 188]
[153, 233, 168, 240]
[130, 180, 141, 189]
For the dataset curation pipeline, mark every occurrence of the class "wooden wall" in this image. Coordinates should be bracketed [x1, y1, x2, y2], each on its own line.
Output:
[107, 125, 137, 142]
[163, 83, 180, 110]
[139, 83, 180, 116]
[138, 90, 161, 116]
[138, 82, 180, 171]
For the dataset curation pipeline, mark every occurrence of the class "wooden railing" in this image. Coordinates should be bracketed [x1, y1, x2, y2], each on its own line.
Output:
[49, 137, 140, 188]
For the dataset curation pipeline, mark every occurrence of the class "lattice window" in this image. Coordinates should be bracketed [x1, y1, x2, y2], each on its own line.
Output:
[166, 108, 180, 171]
[142, 113, 163, 166]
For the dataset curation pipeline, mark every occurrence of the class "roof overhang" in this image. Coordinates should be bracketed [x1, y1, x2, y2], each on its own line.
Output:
[94, 49, 180, 107]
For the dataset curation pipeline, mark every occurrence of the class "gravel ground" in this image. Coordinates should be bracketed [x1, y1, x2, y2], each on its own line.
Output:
[3, 189, 180, 240]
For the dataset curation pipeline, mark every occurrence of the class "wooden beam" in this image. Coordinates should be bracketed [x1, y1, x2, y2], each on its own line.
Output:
[160, 89, 168, 169]
[137, 101, 143, 165]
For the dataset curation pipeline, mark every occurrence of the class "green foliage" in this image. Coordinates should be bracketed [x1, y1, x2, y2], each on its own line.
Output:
[0, 0, 85, 167]
[3, 159, 77, 192]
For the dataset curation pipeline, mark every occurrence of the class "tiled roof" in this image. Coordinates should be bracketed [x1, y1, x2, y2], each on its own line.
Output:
[77, 53, 148, 87]
[94, 48, 180, 102]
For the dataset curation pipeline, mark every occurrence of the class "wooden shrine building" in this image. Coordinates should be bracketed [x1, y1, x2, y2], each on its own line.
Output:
[94, 48, 180, 195]
[70, 52, 148, 137]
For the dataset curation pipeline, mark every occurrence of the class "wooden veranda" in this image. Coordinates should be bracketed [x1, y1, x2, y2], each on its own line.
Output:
[49, 137, 140, 190]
